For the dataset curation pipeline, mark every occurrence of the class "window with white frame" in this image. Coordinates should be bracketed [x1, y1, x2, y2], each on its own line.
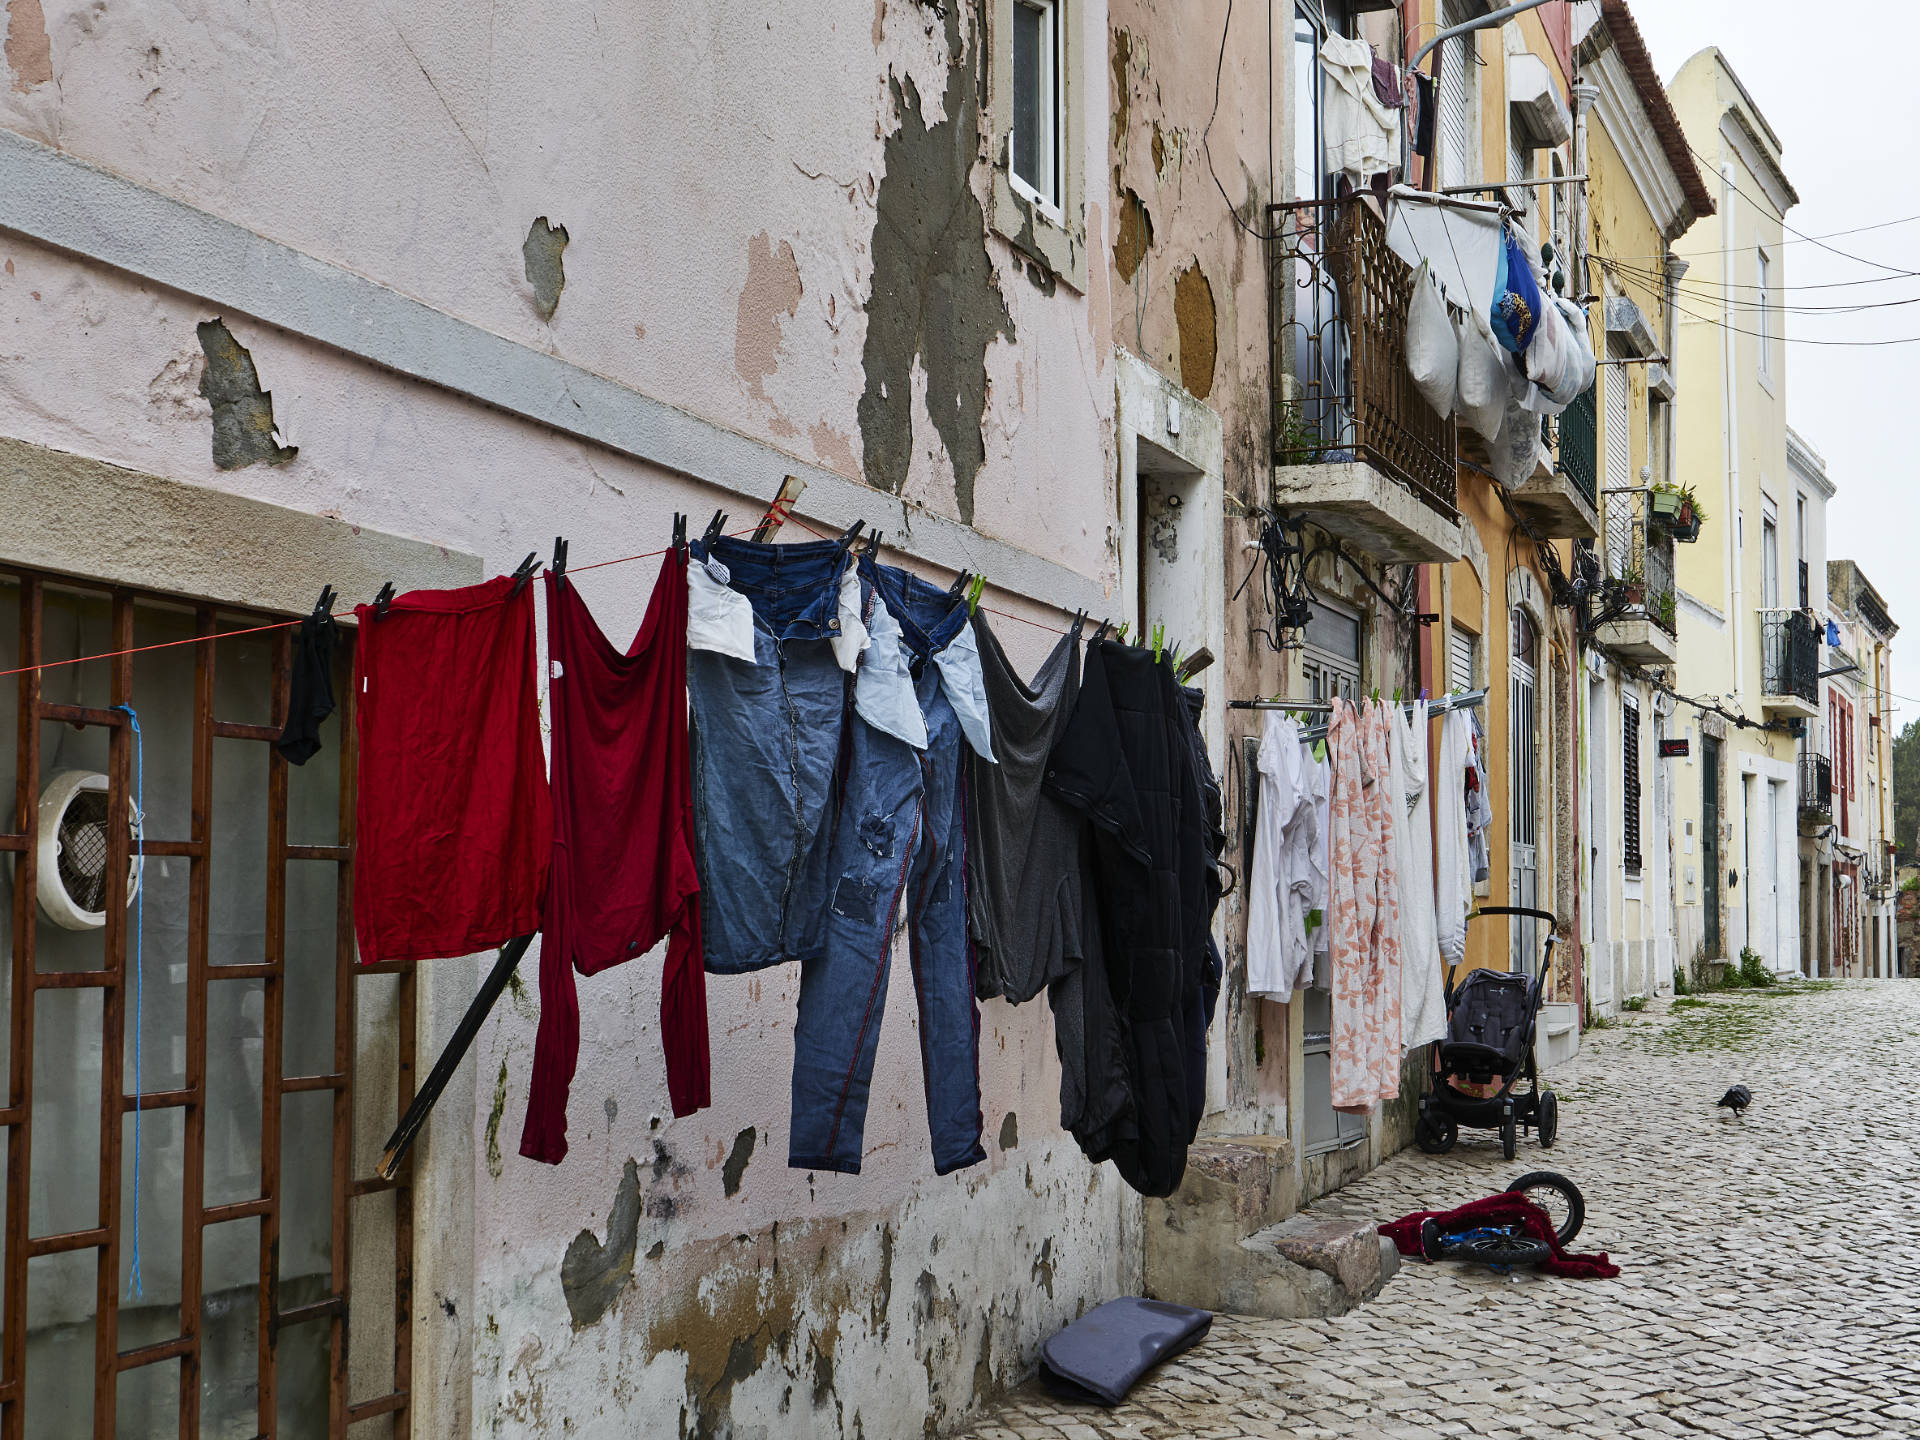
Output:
[1756, 245, 1774, 382]
[1010, 0, 1061, 213]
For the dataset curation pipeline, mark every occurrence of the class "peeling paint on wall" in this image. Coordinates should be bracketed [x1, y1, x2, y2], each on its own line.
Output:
[1173, 262, 1217, 400]
[858, 3, 1013, 525]
[484, 1058, 509, 1181]
[5, 0, 52, 91]
[1113, 188, 1154, 283]
[735, 231, 803, 432]
[195, 319, 297, 469]
[560, 1157, 641, 1328]
[721, 1127, 757, 1198]
[996, 1112, 1018, 1152]
[522, 217, 569, 321]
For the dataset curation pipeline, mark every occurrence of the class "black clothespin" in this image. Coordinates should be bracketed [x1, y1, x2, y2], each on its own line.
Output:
[508, 552, 541, 597]
[1071, 608, 1086, 632]
[373, 582, 396, 618]
[948, 570, 972, 600]
[838, 519, 866, 548]
[672, 513, 689, 561]
[551, 537, 569, 592]
[702, 510, 728, 550]
[311, 586, 336, 619]
[866, 530, 884, 557]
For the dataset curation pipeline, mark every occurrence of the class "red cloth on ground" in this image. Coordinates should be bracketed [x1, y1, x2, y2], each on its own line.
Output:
[520, 557, 710, 1164]
[353, 576, 551, 965]
[1380, 1190, 1621, 1279]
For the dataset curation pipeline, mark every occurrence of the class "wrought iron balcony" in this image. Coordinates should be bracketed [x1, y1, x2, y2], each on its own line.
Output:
[1267, 197, 1462, 563]
[1590, 485, 1677, 664]
[1800, 751, 1833, 819]
[1761, 608, 1820, 715]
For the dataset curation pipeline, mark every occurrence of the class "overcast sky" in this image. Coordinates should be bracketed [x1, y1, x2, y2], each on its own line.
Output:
[1625, 3, 1919, 728]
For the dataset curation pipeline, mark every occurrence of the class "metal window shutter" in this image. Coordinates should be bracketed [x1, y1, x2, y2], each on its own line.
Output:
[1450, 625, 1475, 694]
[1604, 369, 1633, 572]
[1439, 0, 1474, 189]
[1623, 700, 1642, 873]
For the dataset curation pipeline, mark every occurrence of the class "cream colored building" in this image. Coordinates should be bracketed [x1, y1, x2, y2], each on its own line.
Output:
[1568, 0, 1712, 1013]
[1664, 48, 1805, 979]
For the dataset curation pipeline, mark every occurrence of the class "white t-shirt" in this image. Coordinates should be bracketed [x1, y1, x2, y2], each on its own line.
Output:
[1248, 714, 1321, 1000]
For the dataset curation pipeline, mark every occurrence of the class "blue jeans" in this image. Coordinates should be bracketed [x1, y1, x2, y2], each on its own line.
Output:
[688, 535, 852, 975]
[789, 566, 985, 1175]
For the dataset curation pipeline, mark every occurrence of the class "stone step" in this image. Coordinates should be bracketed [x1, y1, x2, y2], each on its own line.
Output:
[1143, 1136, 1396, 1320]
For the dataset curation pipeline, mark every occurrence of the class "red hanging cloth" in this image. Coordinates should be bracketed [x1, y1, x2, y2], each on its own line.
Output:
[352, 576, 551, 966]
[521, 555, 710, 1164]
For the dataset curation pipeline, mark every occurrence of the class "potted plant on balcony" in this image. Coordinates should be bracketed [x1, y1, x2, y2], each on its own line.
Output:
[1615, 561, 1645, 608]
[1650, 588, 1678, 632]
[1650, 482, 1685, 524]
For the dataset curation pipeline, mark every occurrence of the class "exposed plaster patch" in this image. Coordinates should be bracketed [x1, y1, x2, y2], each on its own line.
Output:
[146, 350, 210, 418]
[721, 1127, 757, 1198]
[1032, 1237, 1056, 1299]
[1022, 260, 1055, 297]
[1152, 123, 1168, 177]
[195, 319, 297, 469]
[5, 0, 52, 91]
[735, 231, 803, 417]
[560, 1157, 642, 1329]
[996, 1111, 1018, 1152]
[857, 3, 1013, 525]
[1173, 262, 1217, 400]
[872, 0, 885, 46]
[809, 420, 859, 479]
[1113, 188, 1154, 283]
[1109, 30, 1132, 154]
[521, 217, 569, 321]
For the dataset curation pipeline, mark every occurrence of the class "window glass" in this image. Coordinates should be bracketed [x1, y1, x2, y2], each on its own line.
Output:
[1011, 0, 1056, 205]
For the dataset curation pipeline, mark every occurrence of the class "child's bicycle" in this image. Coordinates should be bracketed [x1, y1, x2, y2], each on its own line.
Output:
[1417, 1171, 1584, 1271]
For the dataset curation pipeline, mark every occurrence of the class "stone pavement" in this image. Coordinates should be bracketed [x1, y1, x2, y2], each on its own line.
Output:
[963, 980, 1920, 1440]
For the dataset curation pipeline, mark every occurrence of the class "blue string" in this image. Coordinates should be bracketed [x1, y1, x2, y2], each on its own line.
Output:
[113, 703, 145, 1301]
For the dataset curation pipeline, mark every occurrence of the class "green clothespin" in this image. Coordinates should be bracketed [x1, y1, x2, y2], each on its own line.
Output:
[1116, 620, 1131, 643]
[1393, 687, 1402, 705]
[1151, 621, 1165, 661]
[965, 574, 987, 615]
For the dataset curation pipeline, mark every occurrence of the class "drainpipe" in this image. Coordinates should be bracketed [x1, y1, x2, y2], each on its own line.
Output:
[1719, 159, 1743, 702]
[1409, 0, 1557, 74]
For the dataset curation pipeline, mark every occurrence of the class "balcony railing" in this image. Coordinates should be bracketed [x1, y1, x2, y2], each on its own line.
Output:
[1800, 751, 1833, 818]
[1601, 487, 1677, 634]
[1555, 385, 1599, 510]
[1267, 197, 1458, 520]
[1761, 608, 1820, 705]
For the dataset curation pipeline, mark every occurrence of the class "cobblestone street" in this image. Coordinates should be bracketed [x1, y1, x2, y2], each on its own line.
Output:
[967, 981, 1920, 1440]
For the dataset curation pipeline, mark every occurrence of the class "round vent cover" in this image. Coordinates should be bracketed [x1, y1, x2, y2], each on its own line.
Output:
[35, 770, 143, 931]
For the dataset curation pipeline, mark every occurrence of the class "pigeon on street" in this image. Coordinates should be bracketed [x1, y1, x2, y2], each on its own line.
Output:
[1717, 1084, 1751, 1117]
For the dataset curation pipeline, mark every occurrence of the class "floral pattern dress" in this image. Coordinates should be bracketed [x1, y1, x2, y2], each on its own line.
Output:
[1328, 699, 1405, 1112]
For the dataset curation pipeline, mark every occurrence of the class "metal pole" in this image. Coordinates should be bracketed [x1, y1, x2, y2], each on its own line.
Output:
[1410, 0, 1558, 74]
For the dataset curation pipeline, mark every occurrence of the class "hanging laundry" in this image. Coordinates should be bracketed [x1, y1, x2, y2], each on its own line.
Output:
[1306, 739, 1332, 958]
[1434, 707, 1474, 965]
[1175, 680, 1226, 1138]
[1319, 36, 1402, 184]
[1046, 639, 1213, 1198]
[1327, 700, 1404, 1113]
[1410, 71, 1436, 160]
[687, 532, 864, 975]
[968, 614, 1089, 1005]
[520, 556, 708, 1166]
[276, 609, 337, 765]
[1392, 700, 1445, 1052]
[1466, 709, 1493, 884]
[789, 560, 987, 1177]
[1370, 52, 1405, 112]
[352, 576, 551, 965]
[1490, 224, 1544, 355]
[1247, 714, 1319, 1001]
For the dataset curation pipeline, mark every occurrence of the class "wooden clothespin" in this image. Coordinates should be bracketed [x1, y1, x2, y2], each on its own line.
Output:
[752, 475, 807, 543]
[1175, 647, 1215, 683]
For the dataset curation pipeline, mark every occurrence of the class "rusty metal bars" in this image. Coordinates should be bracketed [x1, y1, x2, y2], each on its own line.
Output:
[0, 573, 409, 1438]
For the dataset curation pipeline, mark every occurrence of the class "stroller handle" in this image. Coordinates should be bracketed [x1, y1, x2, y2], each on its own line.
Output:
[1468, 906, 1558, 924]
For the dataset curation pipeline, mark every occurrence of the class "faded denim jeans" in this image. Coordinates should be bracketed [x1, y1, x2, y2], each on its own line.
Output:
[789, 564, 986, 1175]
[688, 535, 854, 975]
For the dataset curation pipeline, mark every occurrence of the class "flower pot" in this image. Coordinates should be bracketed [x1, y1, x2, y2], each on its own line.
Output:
[1624, 584, 1646, 606]
[1649, 491, 1684, 522]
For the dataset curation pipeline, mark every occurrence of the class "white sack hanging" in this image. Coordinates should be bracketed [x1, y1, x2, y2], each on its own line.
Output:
[1455, 307, 1508, 444]
[1406, 259, 1459, 420]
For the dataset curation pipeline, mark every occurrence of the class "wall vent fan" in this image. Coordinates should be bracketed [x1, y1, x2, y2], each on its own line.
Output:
[34, 770, 143, 931]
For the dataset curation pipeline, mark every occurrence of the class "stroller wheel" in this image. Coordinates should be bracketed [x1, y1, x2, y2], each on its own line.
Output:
[1505, 1170, 1584, 1246]
[1500, 1107, 1518, 1161]
[1537, 1090, 1559, 1149]
[1415, 1112, 1458, 1154]
[1451, 1230, 1551, 1269]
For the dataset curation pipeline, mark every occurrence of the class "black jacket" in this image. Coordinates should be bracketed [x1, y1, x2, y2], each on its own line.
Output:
[1046, 641, 1213, 1198]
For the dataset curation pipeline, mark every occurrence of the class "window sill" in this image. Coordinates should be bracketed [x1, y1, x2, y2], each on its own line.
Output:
[991, 166, 1086, 293]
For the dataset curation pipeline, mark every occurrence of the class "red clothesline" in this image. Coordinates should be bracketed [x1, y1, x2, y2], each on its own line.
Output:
[0, 503, 1079, 680]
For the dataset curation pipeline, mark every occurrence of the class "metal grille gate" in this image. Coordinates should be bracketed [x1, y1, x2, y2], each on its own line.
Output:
[1, 571, 414, 1438]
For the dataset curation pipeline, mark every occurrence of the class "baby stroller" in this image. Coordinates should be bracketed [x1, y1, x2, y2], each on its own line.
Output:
[1414, 907, 1558, 1161]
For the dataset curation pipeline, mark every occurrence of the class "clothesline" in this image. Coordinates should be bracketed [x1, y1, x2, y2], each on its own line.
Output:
[0, 502, 1086, 681]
